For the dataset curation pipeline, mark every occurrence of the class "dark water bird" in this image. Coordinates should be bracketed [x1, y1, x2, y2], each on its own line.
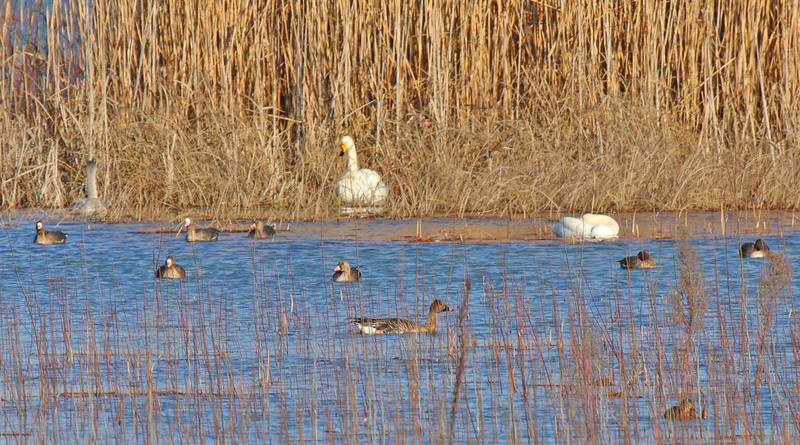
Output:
[34, 220, 68, 245]
[663, 398, 707, 420]
[332, 260, 362, 282]
[178, 217, 219, 242]
[155, 255, 186, 279]
[349, 300, 453, 334]
[69, 159, 107, 218]
[739, 238, 770, 258]
[619, 251, 657, 269]
[248, 221, 276, 239]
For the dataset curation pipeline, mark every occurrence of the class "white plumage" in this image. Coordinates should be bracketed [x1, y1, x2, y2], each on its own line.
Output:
[552, 213, 619, 240]
[337, 135, 388, 206]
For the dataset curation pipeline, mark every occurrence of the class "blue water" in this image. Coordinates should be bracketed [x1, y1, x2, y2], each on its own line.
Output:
[1, 215, 799, 442]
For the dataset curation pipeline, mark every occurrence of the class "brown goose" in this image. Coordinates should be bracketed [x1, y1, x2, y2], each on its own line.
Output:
[178, 217, 219, 242]
[332, 261, 362, 282]
[739, 238, 770, 258]
[663, 398, 706, 420]
[349, 300, 453, 334]
[155, 255, 186, 279]
[619, 251, 657, 269]
[248, 221, 276, 239]
[34, 221, 68, 245]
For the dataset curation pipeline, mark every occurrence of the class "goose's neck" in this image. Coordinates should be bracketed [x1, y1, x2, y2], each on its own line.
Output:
[346, 146, 359, 174]
[422, 310, 439, 333]
[86, 160, 99, 199]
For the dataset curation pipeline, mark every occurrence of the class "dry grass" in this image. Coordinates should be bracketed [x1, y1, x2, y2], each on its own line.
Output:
[2, 1, 800, 220]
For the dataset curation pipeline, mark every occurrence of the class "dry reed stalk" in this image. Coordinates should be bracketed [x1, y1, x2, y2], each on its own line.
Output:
[1, 1, 800, 217]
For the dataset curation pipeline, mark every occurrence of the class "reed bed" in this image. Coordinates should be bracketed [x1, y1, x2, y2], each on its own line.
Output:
[2, 0, 799, 219]
[1, 223, 798, 442]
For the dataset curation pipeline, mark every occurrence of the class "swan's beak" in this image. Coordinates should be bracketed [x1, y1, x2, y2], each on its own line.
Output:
[339, 143, 347, 156]
[445, 306, 453, 312]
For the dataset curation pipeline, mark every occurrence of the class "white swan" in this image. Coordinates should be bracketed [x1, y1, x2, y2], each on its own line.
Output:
[69, 160, 107, 218]
[552, 213, 619, 240]
[337, 135, 388, 206]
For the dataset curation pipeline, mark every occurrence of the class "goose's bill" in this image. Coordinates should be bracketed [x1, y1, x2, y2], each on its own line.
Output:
[333, 265, 342, 272]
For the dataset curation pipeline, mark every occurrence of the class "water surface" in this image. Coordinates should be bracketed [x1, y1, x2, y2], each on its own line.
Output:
[1, 211, 799, 442]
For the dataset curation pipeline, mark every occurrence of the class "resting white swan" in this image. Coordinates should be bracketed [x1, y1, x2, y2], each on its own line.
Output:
[552, 213, 619, 240]
[337, 135, 388, 206]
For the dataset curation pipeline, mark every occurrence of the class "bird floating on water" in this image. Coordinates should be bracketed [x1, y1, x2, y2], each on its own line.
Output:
[332, 261, 362, 282]
[349, 300, 453, 334]
[739, 239, 770, 258]
[248, 221, 276, 239]
[34, 220, 68, 245]
[619, 251, 657, 269]
[178, 217, 220, 242]
[155, 255, 186, 279]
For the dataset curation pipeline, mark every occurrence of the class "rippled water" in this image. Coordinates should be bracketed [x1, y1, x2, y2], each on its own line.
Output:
[1, 212, 799, 442]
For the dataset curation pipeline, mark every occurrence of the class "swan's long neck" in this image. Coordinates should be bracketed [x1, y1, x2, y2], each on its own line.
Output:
[86, 160, 99, 199]
[346, 145, 359, 174]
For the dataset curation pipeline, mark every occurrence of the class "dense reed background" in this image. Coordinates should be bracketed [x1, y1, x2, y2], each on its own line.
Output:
[2, 0, 799, 220]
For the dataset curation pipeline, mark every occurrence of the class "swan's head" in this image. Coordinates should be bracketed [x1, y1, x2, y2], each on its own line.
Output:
[340, 135, 355, 157]
[166, 256, 175, 267]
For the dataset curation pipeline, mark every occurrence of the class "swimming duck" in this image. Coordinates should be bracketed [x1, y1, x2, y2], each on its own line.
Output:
[248, 221, 276, 239]
[663, 398, 706, 420]
[69, 160, 107, 218]
[179, 217, 220, 242]
[619, 251, 657, 269]
[739, 238, 770, 258]
[155, 255, 186, 279]
[332, 261, 362, 282]
[34, 221, 68, 244]
[349, 299, 453, 334]
[552, 213, 619, 240]
[337, 135, 388, 206]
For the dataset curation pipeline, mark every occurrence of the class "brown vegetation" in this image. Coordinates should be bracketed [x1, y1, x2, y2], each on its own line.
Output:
[2, 1, 799, 220]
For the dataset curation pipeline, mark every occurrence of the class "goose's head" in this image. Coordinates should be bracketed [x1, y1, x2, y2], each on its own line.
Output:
[36, 221, 44, 231]
[184, 217, 192, 227]
[637, 251, 653, 261]
[430, 299, 453, 313]
[166, 256, 175, 267]
[334, 260, 350, 272]
[755, 239, 769, 250]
